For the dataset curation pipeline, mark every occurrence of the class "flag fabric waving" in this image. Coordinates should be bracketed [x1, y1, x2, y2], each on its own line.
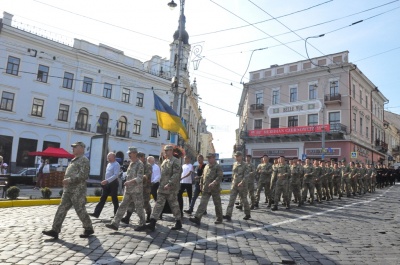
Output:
[153, 93, 189, 141]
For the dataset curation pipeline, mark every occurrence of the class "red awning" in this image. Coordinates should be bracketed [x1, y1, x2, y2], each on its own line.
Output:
[28, 147, 74, 159]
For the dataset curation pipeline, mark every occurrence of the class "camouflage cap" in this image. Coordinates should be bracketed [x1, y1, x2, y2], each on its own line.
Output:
[164, 145, 174, 151]
[137, 151, 145, 158]
[71, 141, 86, 148]
[127, 147, 138, 154]
[234, 151, 243, 156]
[206, 153, 216, 158]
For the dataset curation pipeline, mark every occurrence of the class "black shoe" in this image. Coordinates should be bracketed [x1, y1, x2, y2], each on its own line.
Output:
[171, 220, 182, 230]
[110, 216, 115, 219]
[121, 217, 129, 225]
[146, 214, 151, 223]
[298, 202, 301, 207]
[184, 209, 193, 214]
[42, 230, 59, 239]
[286, 205, 290, 210]
[223, 215, 231, 221]
[254, 203, 259, 208]
[250, 205, 255, 210]
[236, 205, 243, 210]
[243, 215, 251, 220]
[271, 205, 278, 211]
[203, 211, 207, 215]
[89, 213, 99, 218]
[80, 229, 94, 238]
[264, 201, 268, 204]
[134, 225, 147, 232]
[214, 219, 223, 224]
[105, 223, 118, 231]
[189, 217, 200, 225]
[235, 202, 240, 205]
[146, 219, 156, 232]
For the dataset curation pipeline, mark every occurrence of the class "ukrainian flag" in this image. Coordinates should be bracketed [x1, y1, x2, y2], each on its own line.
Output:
[153, 93, 189, 141]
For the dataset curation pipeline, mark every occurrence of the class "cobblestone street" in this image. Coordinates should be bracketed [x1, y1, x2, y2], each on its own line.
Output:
[0, 185, 399, 265]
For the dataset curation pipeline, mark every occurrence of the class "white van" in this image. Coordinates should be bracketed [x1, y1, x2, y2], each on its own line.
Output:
[219, 158, 235, 182]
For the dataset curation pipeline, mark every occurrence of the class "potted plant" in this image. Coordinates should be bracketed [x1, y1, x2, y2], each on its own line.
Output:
[41, 187, 52, 199]
[6, 186, 20, 200]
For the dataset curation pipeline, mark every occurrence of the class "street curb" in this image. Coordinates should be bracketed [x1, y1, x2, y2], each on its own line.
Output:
[0, 190, 231, 208]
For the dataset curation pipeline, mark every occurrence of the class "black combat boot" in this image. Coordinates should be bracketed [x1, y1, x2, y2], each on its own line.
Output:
[189, 216, 201, 225]
[236, 205, 243, 210]
[171, 220, 182, 230]
[146, 218, 157, 232]
[121, 211, 133, 225]
[146, 214, 151, 223]
[271, 205, 278, 211]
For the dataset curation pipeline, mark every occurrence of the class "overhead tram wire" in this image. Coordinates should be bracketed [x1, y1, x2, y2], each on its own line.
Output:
[192, 0, 333, 37]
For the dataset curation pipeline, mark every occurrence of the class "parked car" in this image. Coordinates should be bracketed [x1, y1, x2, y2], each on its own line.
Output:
[220, 164, 233, 182]
[10, 168, 37, 185]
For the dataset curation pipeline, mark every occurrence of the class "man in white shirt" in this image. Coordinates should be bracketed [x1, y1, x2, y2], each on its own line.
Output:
[178, 156, 194, 215]
[89, 152, 120, 218]
[148, 156, 161, 201]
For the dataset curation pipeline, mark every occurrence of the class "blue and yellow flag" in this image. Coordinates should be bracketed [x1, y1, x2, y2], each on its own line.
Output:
[153, 93, 189, 141]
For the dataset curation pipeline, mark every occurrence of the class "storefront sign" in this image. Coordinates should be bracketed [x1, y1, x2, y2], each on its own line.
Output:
[248, 125, 330, 137]
[355, 146, 369, 158]
[305, 148, 341, 157]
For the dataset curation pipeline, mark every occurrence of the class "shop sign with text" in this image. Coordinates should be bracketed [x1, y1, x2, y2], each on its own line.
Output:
[248, 125, 330, 137]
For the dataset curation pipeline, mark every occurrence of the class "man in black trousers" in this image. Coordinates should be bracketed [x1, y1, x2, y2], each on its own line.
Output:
[89, 152, 120, 218]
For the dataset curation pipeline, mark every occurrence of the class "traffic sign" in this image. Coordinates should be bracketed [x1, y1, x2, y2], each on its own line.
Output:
[351, 152, 357, 158]
[302, 154, 307, 160]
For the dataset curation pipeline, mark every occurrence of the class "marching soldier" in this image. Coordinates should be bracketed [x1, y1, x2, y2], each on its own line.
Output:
[289, 158, 302, 207]
[237, 155, 256, 210]
[106, 147, 146, 232]
[302, 158, 315, 204]
[332, 162, 342, 199]
[350, 162, 359, 196]
[313, 160, 323, 203]
[326, 161, 334, 200]
[146, 145, 182, 231]
[271, 156, 290, 211]
[254, 154, 273, 208]
[357, 162, 366, 195]
[223, 151, 251, 221]
[320, 160, 330, 201]
[189, 153, 223, 225]
[42, 141, 94, 239]
[270, 158, 279, 206]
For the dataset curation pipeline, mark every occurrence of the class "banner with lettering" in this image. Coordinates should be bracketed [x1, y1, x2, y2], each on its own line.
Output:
[248, 124, 330, 137]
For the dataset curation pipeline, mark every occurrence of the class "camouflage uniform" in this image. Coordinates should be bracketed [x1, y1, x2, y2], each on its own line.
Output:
[289, 163, 302, 205]
[342, 165, 352, 196]
[273, 163, 290, 208]
[332, 167, 342, 198]
[245, 162, 256, 206]
[150, 156, 182, 221]
[314, 166, 323, 202]
[127, 161, 152, 216]
[302, 164, 315, 203]
[350, 166, 359, 195]
[255, 162, 273, 205]
[112, 160, 145, 227]
[52, 155, 93, 233]
[326, 165, 334, 199]
[225, 161, 250, 217]
[194, 163, 223, 220]
[270, 164, 278, 203]
[370, 166, 377, 192]
[358, 165, 366, 194]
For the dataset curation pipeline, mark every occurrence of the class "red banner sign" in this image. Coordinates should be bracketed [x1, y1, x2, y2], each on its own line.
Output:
[248, 124, 330, 137]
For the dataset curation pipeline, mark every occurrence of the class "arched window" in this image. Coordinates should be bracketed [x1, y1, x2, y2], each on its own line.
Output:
[117, 116, 129, 137]
[96, 112, 109, 134]
[76, 107, 89, 131]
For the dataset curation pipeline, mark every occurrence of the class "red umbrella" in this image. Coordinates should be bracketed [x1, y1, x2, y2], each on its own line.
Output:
[28, 147, 74, 159]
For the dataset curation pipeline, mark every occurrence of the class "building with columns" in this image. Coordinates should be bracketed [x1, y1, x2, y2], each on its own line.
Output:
[237, 51, 389, 165]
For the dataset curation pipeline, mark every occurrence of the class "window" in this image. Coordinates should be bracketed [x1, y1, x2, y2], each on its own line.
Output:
[329, 112, 340, 125]
[37, 65, 49, 83]
[58, 104, 69, 121]
[271, 118, 279, 128]
[366, 126, 369, 138]
[6, 56, 20, 75]
[272, 90, 279, 105]
[97, 112, 109, 134]
[365, 95, 368, 109]
[308, 114, 318, 126]
[290, 87, 297, 102]
[255, 91, 263, 105]
[136, 92, 144, 107]
[352, 84, 356, 99]
[330, 81, 339, 96]
[62, 72, 74, 89]
[353, 113, 357, 132]
[31, 98, 44, 117]
[117, 116, 128, 137]
[103, 83, 112, 98]
[254, 119, 262, 130]
[133, 119, 141, 134]
[359, 89, 363, 105]
[76, 108, 89, 131]
[309, 84, 317, 99]
[122, 88, 130, 103]
[0, 91, 15, 111]
[360, 117, 363, 135]
[82, 77, 93, 93]
[151, 123, 158, 138]
[288, 116, 298, 127]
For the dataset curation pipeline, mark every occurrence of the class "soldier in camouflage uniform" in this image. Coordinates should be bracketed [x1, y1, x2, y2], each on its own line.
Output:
[121, 152, 152, 224]
[255, 155, 273, 208]
[289, 158, 302, 207]
[269, 158, 279, 205]
[313, 160, 323, 203]
[350, 162, 359, 196]
[42, 142, 94, 239]
[332, 162, 342, 199]
[189, 153, 223, 225]
[326, 161, 334, 200]
[237, 155, 256, 210]
[370, 164, 377, 192]
[106, 147, 146, 232]
[271, 156, 290, 211]
[302, 159, 315, 204]
[358, 162, 366, 195]
[146, 145, 182, 231]
[223, 151, 251, 221]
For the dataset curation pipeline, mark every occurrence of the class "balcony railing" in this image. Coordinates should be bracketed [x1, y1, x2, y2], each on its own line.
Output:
[329, 123, 347, 134]
[116, 129, 130, 138]
[324, 93, 341, 103]
[96, 127, 111, 134]
[75, 122, 91, 132]
[250, 103, 264, 113]
[375, 140, 388, 153]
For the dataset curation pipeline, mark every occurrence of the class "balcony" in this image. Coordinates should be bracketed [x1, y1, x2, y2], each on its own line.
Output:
[250, 104, 264, 113]
[392, 145, 400, 155]
[75, 122, 91, 132]
[375, 140, 388, 153]
[96, 127, 111, 134]
[324, 93, 341, 105]
[329, 123, 347, 134]
[116, 129, 130, 138]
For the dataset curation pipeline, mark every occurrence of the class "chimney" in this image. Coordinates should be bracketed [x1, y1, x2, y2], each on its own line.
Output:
[3, 12, 13, 26]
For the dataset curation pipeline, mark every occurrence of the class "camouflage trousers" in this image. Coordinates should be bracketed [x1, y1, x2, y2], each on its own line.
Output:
[274, 179, 289, 207]
[255, 178, 271, 204]
[365, 177, 372, 192]
[314, 180, 323, 201]
[343, 177, 352, 196]
[333, 176, 342, 196]
[321, 178, 330, 199]
[270, 176, 277, 202]
[350, 177, 358, 194]
[289, 181, 301, 203]
[151, 192, 181, 221]
[327, 181, 334, 198]
[240, 179, 256, 206]
[226, 186, 250, 216]
[357, 177, 364, 194]
[52, 191, 93, 233]
[302, 182, 314, 202]
[127, 188, 152, 216]
[112, 191, 145, 227]
[194, 190, 222, 220]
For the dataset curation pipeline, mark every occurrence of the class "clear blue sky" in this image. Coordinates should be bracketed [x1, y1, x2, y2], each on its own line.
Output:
[1, 0, 400, 157]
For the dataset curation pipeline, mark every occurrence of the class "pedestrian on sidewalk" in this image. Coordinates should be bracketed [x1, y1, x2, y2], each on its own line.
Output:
[106, 147, 146, 232]
[42, 141, 94, 239]
[89, 152, 120, 218]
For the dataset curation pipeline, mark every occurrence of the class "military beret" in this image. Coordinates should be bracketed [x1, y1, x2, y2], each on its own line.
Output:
[234, 151, 243, 156]
[206, 153, 216, 158]
[71, 141, 86, 148]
